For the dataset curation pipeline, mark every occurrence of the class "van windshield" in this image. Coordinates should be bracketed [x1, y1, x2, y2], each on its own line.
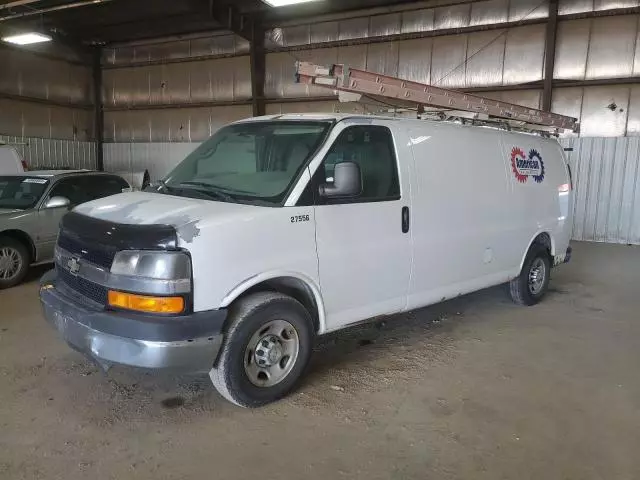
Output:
[163, 121, 332, 205]
[0, 176, 49, 210]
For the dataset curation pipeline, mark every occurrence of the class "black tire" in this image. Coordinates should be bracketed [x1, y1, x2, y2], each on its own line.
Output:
[0, 236, 30, 289]
[210, 292, 314, 408]
[509, 244, 551, 306]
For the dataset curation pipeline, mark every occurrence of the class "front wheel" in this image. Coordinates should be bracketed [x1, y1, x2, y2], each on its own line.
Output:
[0, 237, 30, 289]
[210, 292, 314, 408]
[509, 244, 551, 306]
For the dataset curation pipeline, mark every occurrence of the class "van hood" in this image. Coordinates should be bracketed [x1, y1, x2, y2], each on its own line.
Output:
[73, 191, 265, 243]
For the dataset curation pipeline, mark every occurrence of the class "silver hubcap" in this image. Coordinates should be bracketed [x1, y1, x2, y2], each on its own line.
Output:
[528, 258, 546, 295]
[244, 319, 300, 387]
[0, 247, 22, 281]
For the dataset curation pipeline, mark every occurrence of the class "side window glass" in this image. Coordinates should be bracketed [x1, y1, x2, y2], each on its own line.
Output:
[84, 176, 129, 200]
[49, 178, 89, 206]
[319, 125, 400, 203]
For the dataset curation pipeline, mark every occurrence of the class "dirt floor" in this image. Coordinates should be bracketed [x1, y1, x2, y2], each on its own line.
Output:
[1, 241, 639, 480]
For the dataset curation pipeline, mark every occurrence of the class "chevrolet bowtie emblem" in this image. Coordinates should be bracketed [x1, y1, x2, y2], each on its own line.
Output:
[67, 257, 81, 275]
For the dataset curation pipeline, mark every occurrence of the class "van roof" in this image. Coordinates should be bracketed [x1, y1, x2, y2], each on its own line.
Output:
[235, 113, 384, 123]
[236, 113, 561, 143]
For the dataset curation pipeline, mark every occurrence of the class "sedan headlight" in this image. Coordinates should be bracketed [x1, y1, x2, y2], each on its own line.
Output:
[111, 250, 191, 280]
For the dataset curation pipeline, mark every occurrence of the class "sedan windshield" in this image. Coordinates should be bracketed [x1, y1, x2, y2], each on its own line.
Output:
[163, 121, 332, 205]
[0, 176, 49, 210]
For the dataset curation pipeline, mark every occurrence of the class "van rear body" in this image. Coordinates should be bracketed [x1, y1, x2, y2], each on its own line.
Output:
[40, 114, 572, 406]
[0, 145, 26, 175]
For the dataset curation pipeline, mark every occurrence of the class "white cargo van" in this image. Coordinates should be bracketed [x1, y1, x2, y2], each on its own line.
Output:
[40, 114, 572, 407]
[0, 144, 26, 174]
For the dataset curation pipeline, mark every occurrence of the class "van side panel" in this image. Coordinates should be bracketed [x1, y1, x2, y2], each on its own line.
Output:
[406, 123, 515, 310]
[0, 146, 25, 174]
[500, 133, 571, 268]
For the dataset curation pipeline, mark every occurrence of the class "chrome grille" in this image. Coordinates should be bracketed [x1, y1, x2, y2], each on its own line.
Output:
[57, 265, 108, 306]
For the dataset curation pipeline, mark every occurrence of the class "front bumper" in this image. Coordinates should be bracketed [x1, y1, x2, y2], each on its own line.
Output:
[39, 270, 226, 372]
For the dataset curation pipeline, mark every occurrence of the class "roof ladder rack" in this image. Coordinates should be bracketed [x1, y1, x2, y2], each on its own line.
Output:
[294, 61, 579, 134]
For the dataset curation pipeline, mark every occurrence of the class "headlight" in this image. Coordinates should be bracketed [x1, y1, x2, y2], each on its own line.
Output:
[111, 250, 191, 280]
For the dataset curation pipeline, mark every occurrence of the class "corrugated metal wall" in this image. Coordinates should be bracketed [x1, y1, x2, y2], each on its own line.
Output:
[0, 43, 95, 170]
[102, 56, 251, 108]
[0, 45, 92, 105]
[0, 98, 94, 141]
[103, 142, 197, 180]
[0, 134, 97, 170]
[562, 137, 640, 244]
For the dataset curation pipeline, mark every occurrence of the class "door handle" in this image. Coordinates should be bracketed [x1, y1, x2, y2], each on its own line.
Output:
[401, 206, 410, 233]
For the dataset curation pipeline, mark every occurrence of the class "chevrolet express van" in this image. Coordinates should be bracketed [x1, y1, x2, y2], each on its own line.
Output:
[0, 144, 27, 174]
[40, 114, 572, 407]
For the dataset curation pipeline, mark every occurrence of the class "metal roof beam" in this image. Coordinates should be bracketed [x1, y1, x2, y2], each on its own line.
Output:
[206, 0, 257, 42]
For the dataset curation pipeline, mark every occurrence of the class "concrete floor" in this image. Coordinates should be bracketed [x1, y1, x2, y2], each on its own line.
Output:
[0, 241, 639, 480]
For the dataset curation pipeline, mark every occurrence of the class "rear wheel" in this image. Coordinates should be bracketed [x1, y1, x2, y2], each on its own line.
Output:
[509, 244, 551, 306]
[0, 236, 30, 289]
[210, 292, 314, 408]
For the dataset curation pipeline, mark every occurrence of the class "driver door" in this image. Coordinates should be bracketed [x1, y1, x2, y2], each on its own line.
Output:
[312, 124, 412, 331]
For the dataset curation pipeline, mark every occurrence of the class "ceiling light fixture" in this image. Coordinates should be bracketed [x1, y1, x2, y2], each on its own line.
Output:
[2, 32, 52, 45]
[262, 0, 322, 7]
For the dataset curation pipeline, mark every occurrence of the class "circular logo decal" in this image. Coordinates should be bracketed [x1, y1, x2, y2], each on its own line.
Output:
[510, 147, 545, 184]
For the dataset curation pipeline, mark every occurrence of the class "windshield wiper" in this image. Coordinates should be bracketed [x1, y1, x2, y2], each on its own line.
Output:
[176, 181, 236, 203]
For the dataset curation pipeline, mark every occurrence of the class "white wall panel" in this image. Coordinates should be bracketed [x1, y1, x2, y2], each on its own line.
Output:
[562, 136, 640, 244]
[0, 45, 92, 105]
[430, 34, 468, 87]
[103, 34, 249, 66]
[465, 30, 507, 86]
[311, 22, 339, 44]
[434, 3, 471, 29]
[580, 86, 630, 136]
[594, 0, 639, 10]
[503, 24, 545, 84]
[509, 0, 549, 20]
[585, 15, 637, 79]
[635, 24, 640, 76]
[366, 42, 400, 77]
[554, 19, 590, 80]
[0, 134, 96, 169]
[552, 87, 584, 137]
[337, 44, 368, 69]
[338, 17, 370, 40]
[104, 105, 251, 143]
[470, 0, 510, 26]
[103, 56, 251, 106]
[559, 0, 594, 14]
[0, 98, 93, 141]
[281, 25, 310, 46]
[397, 38, 432, 84]
[369, 13, 402, 37]
[627, 85, 640, 135]
[401, 8, 435, 33]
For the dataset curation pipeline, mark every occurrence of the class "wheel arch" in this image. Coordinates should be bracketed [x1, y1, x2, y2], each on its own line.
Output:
[0, 229, 35, 263]
[220, 272, 326, 334]
[519, 231, 554, 271]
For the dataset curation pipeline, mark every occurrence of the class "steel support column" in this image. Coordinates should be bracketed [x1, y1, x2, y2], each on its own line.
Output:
[92, 48, 104, 171]
[543, 0, 559, 112]
[250, 21, 265, 117]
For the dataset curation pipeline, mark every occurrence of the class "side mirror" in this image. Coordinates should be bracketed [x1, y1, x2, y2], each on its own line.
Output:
[44, 196, 71, 209]
[319, 162, 362, 198]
